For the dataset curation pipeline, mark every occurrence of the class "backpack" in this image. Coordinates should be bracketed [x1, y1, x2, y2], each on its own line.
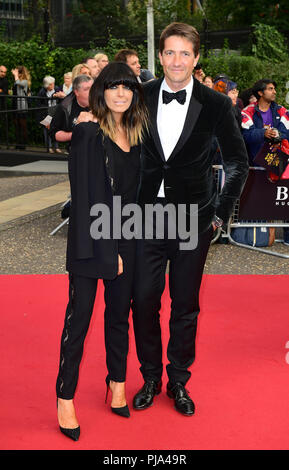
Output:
[231, 226, 275, 247]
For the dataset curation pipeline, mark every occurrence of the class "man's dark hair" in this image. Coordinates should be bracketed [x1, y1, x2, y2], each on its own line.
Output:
[252, 79, 277, 100]
[159, 22, 200, 57]
[114, 49, 138, 63]
[82, 56, 96, 63]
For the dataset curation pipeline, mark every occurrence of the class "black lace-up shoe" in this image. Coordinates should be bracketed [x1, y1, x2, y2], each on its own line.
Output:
[167, 382, 195, 416]
[133, 380, 162, 410]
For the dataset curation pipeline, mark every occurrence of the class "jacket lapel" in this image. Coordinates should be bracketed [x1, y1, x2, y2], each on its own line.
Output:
[147, 77, 203, 162]
[146, 78, 166, 161]
[168, 81, 203, 162]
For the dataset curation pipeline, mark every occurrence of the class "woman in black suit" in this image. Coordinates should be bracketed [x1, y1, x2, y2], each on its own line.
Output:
[56, 62, 148, 440]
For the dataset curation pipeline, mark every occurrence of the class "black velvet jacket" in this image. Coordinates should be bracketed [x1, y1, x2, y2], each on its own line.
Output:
[138, 77, 249, 232]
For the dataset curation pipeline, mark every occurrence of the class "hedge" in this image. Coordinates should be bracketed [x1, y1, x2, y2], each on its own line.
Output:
[0, 35, 288, 106]
[200, 52, 289, 107]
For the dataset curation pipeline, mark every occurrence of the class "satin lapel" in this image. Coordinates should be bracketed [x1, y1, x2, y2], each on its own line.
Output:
[168, 87, 203, 162]
[146, 78, 166, 162]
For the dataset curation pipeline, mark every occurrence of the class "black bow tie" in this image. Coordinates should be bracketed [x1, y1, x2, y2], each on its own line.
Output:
[162, 89, 186, 105]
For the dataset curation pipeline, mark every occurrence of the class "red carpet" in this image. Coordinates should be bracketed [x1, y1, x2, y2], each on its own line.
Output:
[0, 274, 289, 450]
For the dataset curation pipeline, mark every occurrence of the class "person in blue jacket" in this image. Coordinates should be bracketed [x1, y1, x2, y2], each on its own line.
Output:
[241, 78, 289, 245]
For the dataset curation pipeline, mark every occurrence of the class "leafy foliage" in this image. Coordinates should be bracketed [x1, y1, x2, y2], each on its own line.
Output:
[203, 0, 289, 30]
[0, 22, 288, 107]
[0, 36, 85, 92]
[127, 0, 199, 35]
[200, 48, 289, 107]
[251, 22, 289, 63]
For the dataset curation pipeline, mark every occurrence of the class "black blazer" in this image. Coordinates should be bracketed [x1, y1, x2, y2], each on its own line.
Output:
[66, 122, 118, 279]
[138, 77, 249, 232]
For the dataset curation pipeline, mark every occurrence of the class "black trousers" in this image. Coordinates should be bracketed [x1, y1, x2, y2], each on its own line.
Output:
[56, 239, 135, 399]
[14, 113, 28, 148]
[132, 206, 213, 386]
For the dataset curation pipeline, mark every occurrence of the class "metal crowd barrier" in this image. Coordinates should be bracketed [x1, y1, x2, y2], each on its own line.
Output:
[51, 165, 226, 237]
[0, 94, 63, 152]
[216, 166, 289, 259]
[50, 198, 70, 236]
[211, 165, 225, 243]
[50, 165, 289, 259]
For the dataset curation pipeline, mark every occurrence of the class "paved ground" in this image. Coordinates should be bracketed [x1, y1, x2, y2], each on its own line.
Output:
[0, 164, 288, 275]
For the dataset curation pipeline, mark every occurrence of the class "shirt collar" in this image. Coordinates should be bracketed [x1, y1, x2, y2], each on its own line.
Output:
[161, 76, 194, 97]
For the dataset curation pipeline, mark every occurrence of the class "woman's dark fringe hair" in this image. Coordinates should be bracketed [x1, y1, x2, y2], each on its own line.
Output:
[89, 62, 148, 146]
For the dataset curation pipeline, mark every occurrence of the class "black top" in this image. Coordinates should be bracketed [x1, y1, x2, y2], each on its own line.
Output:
[66, 122, 140, 279]
[105, 138, 140, 205]
[69, 99, 89, 129]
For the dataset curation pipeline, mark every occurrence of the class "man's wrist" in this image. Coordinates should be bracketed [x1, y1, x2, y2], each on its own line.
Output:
[213, 215, 223, 228]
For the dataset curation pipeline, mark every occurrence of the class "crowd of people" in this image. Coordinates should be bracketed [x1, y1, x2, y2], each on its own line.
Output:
[0, 49, 156, 152]
[2, 50, 288, 167]
[193, 63, 289, 168]
[193, 63, 289, 245]
[1, 48, 288, 248]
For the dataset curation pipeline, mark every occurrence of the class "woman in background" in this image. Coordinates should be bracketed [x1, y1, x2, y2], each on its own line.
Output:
[61, 72, 73, 96]
[226, 81, 242, 128]
[12, 65, 31, 150]
[38, 75, 62, 153]
[94, 52, 109, 71]
[71, 63, 91, 82]
[55, 72, 73, 99]
[203, 75, 213, 88]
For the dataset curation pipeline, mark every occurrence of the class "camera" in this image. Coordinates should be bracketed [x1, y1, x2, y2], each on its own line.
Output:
[266, 127, 282, 144]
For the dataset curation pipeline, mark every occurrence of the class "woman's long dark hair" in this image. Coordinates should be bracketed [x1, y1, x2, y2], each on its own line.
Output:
[89, 61, 148, 146]
[16, 65, 31, 89]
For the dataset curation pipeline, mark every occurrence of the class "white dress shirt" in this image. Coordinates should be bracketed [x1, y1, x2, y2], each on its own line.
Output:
[156, 77, 194, 197]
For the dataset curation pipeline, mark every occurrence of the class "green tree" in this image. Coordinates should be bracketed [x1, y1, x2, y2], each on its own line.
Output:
[127, 0, 203, 36]
[203, 0, 289, 30]
[56, 0, 131, 44]
[251, 22, 289, 63]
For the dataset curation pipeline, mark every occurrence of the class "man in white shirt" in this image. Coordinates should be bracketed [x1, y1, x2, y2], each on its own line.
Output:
[157, 76, 193, 197]
[132, 22, 248, 416]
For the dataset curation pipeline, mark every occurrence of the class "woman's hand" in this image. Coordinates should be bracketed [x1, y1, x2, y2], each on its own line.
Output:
[118, 255, 123, 275]
[11, 69, 18, 80]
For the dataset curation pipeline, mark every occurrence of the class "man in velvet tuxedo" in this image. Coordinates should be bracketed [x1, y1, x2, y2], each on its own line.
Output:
[132, 22, 249, 416]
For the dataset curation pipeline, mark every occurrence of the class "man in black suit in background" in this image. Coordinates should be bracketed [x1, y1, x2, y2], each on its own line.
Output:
[114, 49, 155, 83]
[132, 22, 249, 416]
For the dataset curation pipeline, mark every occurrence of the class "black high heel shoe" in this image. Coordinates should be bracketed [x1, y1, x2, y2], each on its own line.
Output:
[57, 398, 80, 441]
[105, 377, 130, 418]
